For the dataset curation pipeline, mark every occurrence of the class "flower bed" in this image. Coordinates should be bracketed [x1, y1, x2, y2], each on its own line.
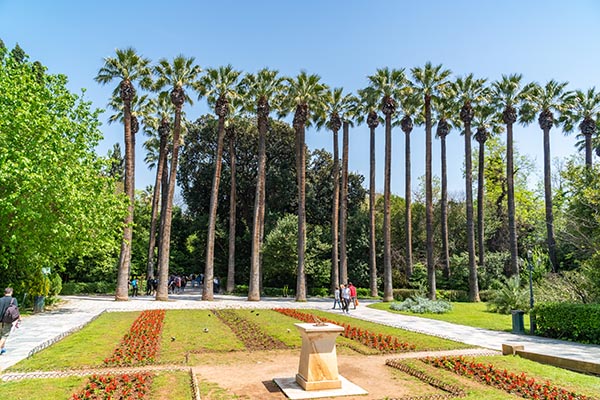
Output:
[423, 356, 591, 400]
[103, 309, 166, 367]
[70, 372, 153, 400]
[273, 308, 415, 353]
[212, 309, 290, 351]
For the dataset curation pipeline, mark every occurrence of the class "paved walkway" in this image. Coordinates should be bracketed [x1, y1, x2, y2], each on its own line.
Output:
[1, 289, 600, 373]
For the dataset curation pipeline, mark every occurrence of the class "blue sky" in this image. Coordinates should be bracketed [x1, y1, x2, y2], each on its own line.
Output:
[2, 0, 599, 199]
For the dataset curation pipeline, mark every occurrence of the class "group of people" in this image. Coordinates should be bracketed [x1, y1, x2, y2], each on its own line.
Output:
[333, 282, 357, 314]
[130, 274, 220, 296]
[0, 287, 21, 356]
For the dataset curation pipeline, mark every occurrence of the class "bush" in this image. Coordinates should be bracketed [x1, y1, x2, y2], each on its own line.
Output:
[437, 290, 469, 302]
[390, 296, 452, 314]
[393, 289, 421, 301]
[486, 276, 529, 314]
[61, 281, 115, 295]
[534, 303, 600, 344]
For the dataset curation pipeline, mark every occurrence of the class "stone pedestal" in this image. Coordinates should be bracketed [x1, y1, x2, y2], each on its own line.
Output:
[295, 322, 344, 391]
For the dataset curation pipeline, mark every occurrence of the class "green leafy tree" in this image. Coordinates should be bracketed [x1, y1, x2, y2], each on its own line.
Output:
[0, 47, 126, 293]
[561, 88, 600, 168]
[411, 62, 452, 300]
[95, 47, 151, 301]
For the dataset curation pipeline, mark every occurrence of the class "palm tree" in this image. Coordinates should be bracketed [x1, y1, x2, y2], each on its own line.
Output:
[323, 88, 344, 292]
[153, 55, 202, 301]
[521, 80, 571, 272]
[226, 121, 237, 294]
[394, 89, 423, 280]
[281, 71, 328, 301]
[434, 94, 456, 282]
[140, 96, 174, 281]
[355, 87, 383, 296]
[490, 74, 526, 276]
[95, 47, 151, 301]
[561, 88, 600, 168]
[367, 67, 407, 302]
[411, 62, 452, 300]
[452, 74, 487, 302]
[200, 65, 242, 300]
[240, 68, 286, 301]
[473, 105, 501, 276]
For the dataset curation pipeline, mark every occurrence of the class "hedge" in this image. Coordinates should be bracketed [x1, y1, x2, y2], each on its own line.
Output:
[533, 302, 600, 344]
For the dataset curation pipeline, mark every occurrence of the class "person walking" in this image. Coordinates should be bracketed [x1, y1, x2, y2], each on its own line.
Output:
[348, 282, 357, 309]
[0, 287, 21, 355]
[332, 286, 342, 309]
[341, 284, 351, 314]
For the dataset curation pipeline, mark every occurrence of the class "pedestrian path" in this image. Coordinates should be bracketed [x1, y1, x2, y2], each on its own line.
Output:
[1, 291, 599, 373]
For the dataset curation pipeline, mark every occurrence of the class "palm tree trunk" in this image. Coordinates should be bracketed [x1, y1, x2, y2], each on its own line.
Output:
[369, 125, 378, 297]
[383, 113, 393, 302]
[543, 126, 558, 272]
[156, 108, 182, 301]
[440, 134, 450, 281]
[116, 101, 134, 301]
[226, 131, 237, 293]
[249, 108, 268, 301]
[477, 140, 485, 272]
[404, 129, 413, 280]
[331, 128, 340, 293]
[425, 96, 436, 300]
[585, 132, 593, 168]
[146, 131, 167, 280]
[203, 117, 227, 300]
[340, 121, 349, 284]
[464, 124, 479, 302]
[296, 122, 307, 301]
[506, 122, 519, 276]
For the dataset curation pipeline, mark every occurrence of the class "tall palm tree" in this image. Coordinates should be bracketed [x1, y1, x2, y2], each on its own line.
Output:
[521, 80, 571, 272]
[452, 74, 487, 302]
[140, 96, 175, 280]
[199, 65, 242, 301]
[240, 68, 286, 301]
[411, 62, 452, 300]
[95, 47, 151, 301]
[490, 74, 525, 276]
[281, 71, 328, 301]
[153, 55, 202, 301]
[473, 105, 502, 276]
[394, 89, 423, 280]
[367, 67, 407, 302]
[339, 92, 358, 285]
[226, 121, 237, 294]
[355, 87, 383, 296]
[434, 94, 457, 282]
[322, 87, 344, 292]
[561, 88, 600, 168]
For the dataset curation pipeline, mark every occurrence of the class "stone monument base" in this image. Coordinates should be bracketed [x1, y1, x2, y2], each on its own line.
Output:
[274, 375, 368, 400]
[295, 373, 341, 391]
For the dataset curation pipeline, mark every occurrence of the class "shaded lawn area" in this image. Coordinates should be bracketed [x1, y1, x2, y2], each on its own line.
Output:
[369, 301, 531, 332]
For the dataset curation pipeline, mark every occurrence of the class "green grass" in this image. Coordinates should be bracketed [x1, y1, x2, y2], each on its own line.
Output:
[308, 309, 473, 351]
[150, 371, 193, 400]
[9, 311, 139, 371]
[238, 309, 302, 347]
[369, 301, 530, 332]
[0, 376, 84, 399]
[158, 309, 245, 364]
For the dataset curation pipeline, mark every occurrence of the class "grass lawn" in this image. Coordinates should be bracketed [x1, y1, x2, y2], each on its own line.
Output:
[369, 301, 531, 332]
[0, 376, 84, 399]
[149, 371, 193, 400]
[9, 311, 140, 371]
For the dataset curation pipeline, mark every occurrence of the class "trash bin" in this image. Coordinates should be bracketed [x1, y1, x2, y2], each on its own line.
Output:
[33, 296, 45, 313]
[511, 310, 525, 334]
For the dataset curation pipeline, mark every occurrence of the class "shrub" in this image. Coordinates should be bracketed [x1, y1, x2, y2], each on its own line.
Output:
[390, 296, 452, 314]
[437, 290, 469, 302]
[393, 289, 420, 301]
[486, 276, 529, 314]
[61, 281, 115, 295]
[534, 302, 600, 344]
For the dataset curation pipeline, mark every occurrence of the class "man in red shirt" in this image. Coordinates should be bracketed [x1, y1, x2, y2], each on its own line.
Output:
[348, 282, 357, 309]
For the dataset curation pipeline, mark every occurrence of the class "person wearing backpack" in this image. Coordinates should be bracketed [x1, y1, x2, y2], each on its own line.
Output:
[0, 287, 21, 355]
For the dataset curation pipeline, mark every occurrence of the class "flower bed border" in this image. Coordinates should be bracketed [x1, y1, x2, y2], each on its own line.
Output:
[212, 309, 290, 351]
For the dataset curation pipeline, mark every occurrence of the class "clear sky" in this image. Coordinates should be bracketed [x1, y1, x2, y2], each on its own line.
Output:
[2, 0, 599, 199]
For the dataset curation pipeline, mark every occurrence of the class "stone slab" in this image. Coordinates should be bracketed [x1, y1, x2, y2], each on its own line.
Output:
[273, 375, 367, 399]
